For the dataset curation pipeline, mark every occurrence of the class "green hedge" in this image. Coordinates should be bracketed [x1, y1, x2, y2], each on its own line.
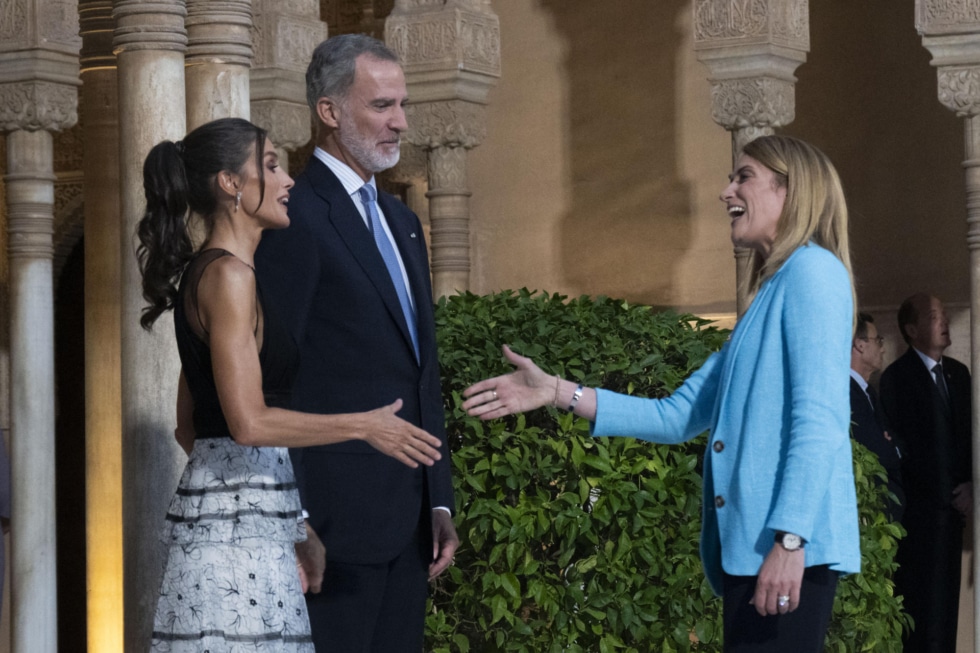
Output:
[427, 290, 908, 653]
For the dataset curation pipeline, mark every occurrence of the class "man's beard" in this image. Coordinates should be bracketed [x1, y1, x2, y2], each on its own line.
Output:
[338, 117, 401, 174]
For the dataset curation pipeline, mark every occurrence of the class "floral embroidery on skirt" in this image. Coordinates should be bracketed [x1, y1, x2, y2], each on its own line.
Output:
[151, 439, 313, 652]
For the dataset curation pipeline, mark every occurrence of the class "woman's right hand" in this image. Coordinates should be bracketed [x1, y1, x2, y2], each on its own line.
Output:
[462, 345, 555, 419]
[362, 399, 443, 468]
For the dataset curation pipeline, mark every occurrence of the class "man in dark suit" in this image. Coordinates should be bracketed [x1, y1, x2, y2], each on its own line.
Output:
[255, 34, 458, 652]
[879, 293, 972, 653]
[850, 312, 904, 522]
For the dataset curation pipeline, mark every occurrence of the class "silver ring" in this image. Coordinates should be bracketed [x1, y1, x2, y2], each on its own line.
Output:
[492, 390, 498, 400]
[777, 595, 789, 607]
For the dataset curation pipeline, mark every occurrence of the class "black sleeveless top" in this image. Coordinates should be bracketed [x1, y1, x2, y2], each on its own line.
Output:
[174, 248, 299, 440]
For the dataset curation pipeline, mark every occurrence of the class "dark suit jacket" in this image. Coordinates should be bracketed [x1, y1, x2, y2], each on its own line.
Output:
[879, 347, 971, 511]
[849, 377, 904, 520]
[255, 156, 453, 565]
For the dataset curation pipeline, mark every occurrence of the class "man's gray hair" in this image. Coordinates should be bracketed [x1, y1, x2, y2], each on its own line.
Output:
[305, 34, 400, 110]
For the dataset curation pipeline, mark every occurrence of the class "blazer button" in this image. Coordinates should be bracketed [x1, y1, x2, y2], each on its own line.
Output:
[713, 440, 724, 453]
[715, 495, 725, 508]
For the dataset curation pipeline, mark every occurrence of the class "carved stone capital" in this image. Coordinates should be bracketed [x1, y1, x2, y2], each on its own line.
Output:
[427, 144, 469, 193]
[251, 99, 311, 151]
[404, 100, 486, 149]
[694, 0, 809, 51]
[185, 0, 253, 66]
[937, 66, 980, 116]
[113, 0, 188, 54]
[709, 77, 795, 131]
[386, 2, 500, 104]
[917, 0, 980, 36]
[0, 81, 78, 132]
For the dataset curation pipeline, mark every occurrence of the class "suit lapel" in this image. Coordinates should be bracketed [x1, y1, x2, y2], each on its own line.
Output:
[306, 160, 420, 360]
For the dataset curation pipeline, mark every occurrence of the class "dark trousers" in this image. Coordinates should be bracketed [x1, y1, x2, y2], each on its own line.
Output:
[896, 505, 963, 653]
[306, 527, 429, 653]
[722, 565, 837, 652]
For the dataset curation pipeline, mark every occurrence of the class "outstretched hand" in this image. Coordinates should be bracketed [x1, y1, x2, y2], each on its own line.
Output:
[363, 399, 443, 468]
[462, 345, 555, 420]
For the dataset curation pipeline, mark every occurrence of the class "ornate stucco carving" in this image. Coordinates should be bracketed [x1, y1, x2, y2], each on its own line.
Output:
[917, 0, 980, 34]
[710, 77, 795, 129]
[694, 0, 808, 50]
[0, 81, 78, 132]
[253, 12, 327, 71]
[0, 1, 28, 44]
[937, 66, 980, 116]
[388, 12, 500, 77]
[404, 100, 486, 149]
[250, 0, 325, 153]
[426, 144, 468, 194]
[39, 0, 83, 48]
[251, 101, 312, 151]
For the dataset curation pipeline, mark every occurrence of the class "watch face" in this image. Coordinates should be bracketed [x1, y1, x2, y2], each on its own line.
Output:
[781, 533, 803, 550]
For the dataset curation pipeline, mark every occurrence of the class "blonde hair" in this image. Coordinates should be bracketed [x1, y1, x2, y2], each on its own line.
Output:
[740, 136, 854, 307]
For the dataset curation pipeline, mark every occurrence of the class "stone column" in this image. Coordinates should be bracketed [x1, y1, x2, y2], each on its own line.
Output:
[79, 1, 123, 650]
[185, 0, 253, 129]
[250, 0, 326, 172]
[112, 2, 187, 649]
[916, 4, 980, 648]
[386, 0, 500, 299]
[0, 2, 80, 651]
[693, 0, 809, 315]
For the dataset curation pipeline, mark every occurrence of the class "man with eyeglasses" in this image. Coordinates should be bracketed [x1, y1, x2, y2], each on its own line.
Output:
[880, 293, 972, 653]
[849, 312, 903, 521]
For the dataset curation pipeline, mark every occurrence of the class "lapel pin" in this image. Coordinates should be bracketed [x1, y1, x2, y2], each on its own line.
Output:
[410, 233, 417, 238]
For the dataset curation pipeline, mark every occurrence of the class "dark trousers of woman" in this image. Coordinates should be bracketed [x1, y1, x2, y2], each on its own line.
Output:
[722, 565, 837, 652]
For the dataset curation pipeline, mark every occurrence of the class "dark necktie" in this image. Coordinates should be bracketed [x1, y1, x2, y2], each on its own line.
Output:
[865, 384, 878, 412]
[358, 184, 419, 359]
[933, 362, 950, 407]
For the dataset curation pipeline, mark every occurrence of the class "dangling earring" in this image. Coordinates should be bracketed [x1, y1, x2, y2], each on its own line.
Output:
[234, 190, 242, 213]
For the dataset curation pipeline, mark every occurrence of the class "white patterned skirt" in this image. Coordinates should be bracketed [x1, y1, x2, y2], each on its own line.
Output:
[151, 438, 314, 652]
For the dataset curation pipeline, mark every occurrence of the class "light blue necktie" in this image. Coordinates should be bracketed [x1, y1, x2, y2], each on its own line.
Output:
[358, 184, 419, 359]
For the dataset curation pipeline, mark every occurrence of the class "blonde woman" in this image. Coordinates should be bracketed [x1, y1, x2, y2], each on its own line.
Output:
[463, 135, 860, 652]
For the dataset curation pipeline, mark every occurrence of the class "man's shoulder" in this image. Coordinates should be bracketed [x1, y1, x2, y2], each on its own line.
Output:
[881, 349, 919, 382]
[943, 354, 971, 377]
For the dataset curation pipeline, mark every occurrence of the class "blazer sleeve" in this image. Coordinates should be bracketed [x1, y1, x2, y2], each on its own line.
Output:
[591, 349, 724, 442]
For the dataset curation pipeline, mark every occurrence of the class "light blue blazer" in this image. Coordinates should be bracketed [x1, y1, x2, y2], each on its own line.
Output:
[592, 244, 860, 595]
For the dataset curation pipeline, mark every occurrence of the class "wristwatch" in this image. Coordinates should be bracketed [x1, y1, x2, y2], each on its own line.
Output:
[775, 531, 804, 551]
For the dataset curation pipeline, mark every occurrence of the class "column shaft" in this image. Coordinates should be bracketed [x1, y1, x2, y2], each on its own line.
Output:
[966, 114, 980, 652]
[113, 1, 187, 647]
[427, 145, 471, 298]
[6, 129, 57, 653]
[185, 0, 253, 128]
[80, 0, 122, 648]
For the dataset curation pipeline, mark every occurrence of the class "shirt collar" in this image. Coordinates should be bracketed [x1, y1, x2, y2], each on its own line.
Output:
[313, 147, 376, 198]
[912, 347, 941, 371]
[850, 369, 868, 392]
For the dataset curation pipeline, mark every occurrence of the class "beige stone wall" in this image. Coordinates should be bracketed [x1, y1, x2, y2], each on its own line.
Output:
[467, 0, 735, 317]
[467, 0, 971, 328]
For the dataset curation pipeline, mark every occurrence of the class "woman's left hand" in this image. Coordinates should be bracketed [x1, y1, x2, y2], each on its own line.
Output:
[752, 544, 805, 616]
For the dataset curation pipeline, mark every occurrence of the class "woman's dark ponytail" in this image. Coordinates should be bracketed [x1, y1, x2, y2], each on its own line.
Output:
[135, 118, 267, 330]
[136, 140, 193, 330]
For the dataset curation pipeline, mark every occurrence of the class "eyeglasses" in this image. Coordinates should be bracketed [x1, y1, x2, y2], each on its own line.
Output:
[857, 336, 884, 345]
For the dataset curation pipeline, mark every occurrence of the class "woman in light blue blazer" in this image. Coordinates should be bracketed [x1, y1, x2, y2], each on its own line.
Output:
[463, 135, 860, 652]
